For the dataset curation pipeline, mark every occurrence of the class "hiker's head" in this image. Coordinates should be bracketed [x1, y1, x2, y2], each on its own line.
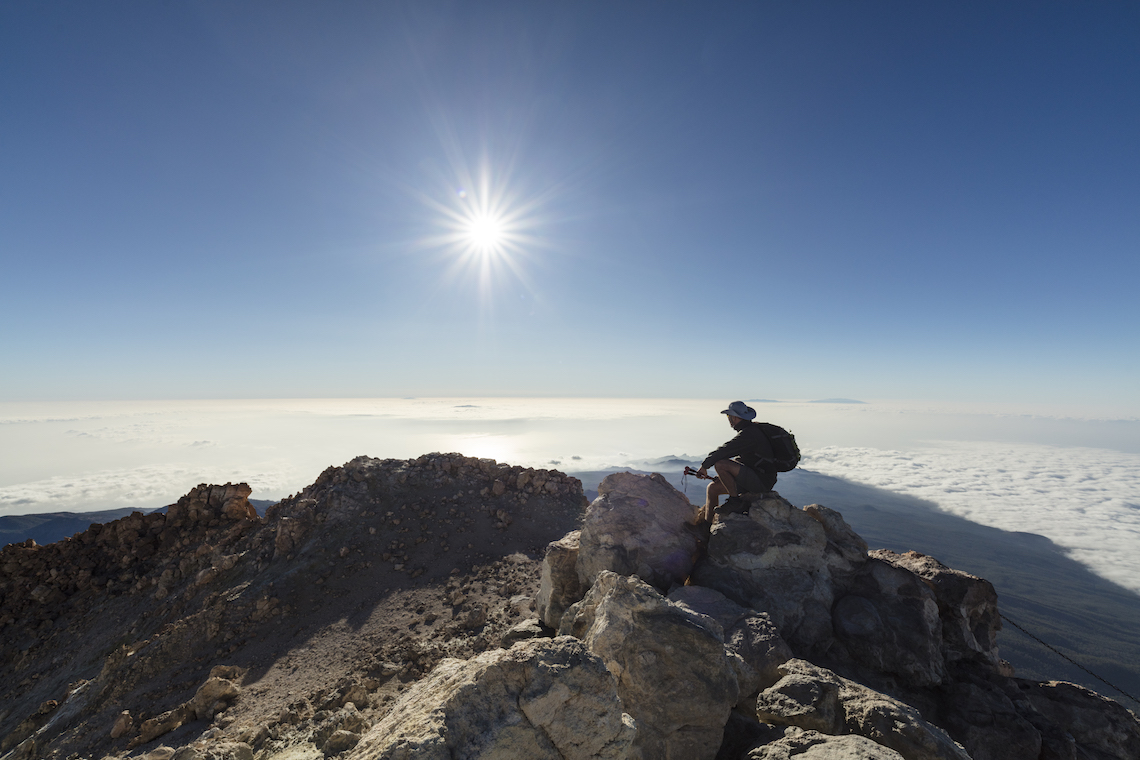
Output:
[721, 401, 756, 428]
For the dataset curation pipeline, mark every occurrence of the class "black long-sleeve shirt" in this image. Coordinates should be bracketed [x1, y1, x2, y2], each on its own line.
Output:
[701, 420, 775, 472]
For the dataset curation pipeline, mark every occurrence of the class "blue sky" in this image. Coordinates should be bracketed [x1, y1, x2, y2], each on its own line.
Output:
[3, 1, 1138, 406]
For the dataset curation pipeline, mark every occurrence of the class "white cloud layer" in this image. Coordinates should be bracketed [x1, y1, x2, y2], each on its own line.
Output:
[0, 464, 297, 514]
[805, 443, 1140, 594]
[2, 399, 1138, 594]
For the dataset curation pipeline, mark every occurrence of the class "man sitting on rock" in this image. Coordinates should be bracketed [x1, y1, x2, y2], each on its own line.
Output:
[697, 401, 777, 522]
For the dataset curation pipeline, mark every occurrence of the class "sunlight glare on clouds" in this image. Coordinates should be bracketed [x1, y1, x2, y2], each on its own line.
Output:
[439, 433, 518, 464]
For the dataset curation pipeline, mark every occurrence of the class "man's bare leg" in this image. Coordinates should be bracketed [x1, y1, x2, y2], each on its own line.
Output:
[702, 480, 728, 522]
[701, 460, 743, 521]
[713, 459, 741, 498]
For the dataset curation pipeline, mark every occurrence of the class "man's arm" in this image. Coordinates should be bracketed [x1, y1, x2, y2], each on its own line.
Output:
[700, 430, 752, 470]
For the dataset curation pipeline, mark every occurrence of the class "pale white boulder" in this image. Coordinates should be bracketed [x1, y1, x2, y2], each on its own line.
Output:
[346, 636, 636, 760]
[559, 571, 738, 760]
[576, 473, 701, 592]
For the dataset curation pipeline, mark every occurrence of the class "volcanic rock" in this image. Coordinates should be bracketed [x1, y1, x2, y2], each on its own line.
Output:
[933, 662, 1043, 760]
[830, 556, 945, 688]
[575, 472, 700, 592]
[754, 660, 969, 760]
[500, 618, 548, 648]
[345, 636, 636, 760]
[668, 584, 793, 698]
[559, 571, 738, 760]
[1017, 679, 1140, 759]
[874, 550, 1000, 669]
[536, 529, 584, 629]
[747, 727, 906, 759]
[0, 454, 586, 760]
[690, 494, 837, 650]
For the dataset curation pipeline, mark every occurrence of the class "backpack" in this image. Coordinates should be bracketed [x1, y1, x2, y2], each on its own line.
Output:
[756, 423, 801, 472]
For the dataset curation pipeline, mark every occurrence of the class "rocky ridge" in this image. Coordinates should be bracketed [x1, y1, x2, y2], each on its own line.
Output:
[530, 472, 1140, 760]
[1, 455, 583, 760]
[1, 461, 1138, 760]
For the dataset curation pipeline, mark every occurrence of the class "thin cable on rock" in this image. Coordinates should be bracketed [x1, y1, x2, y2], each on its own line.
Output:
[1000, 612, 1140, 707]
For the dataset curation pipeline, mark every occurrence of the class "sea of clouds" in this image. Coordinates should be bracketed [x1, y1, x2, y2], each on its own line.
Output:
[805, 442, 1140, 594]
[1, 398, 1137, 593]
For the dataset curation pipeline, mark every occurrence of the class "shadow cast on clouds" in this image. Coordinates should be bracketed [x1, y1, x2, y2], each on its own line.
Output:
[776, 468, 1140, 704]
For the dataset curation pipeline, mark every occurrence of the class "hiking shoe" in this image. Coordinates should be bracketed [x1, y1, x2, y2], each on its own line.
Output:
[717, 496, 750, 515]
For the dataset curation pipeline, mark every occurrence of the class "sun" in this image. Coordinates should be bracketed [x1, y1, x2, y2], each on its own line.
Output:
[416, 160, 549, 303]
[464, 212, 505, 254]
[439, 179, 532, 267]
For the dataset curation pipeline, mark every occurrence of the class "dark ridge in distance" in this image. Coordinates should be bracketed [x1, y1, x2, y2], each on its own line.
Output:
[1, 500, 277, 548]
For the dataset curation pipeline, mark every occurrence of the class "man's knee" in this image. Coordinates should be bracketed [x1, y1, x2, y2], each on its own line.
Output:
[714, 459, 739, 476]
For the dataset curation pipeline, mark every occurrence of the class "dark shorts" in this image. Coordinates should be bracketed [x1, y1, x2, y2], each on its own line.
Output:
[735, 463, 777, 494]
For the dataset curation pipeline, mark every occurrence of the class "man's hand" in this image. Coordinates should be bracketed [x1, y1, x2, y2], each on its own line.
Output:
[697, 466, 708, 478]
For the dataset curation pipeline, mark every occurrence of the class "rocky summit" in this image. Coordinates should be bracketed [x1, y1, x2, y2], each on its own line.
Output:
[2, 460, 1138, 760]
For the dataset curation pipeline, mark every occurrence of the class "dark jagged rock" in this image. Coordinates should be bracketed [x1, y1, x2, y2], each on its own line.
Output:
[0, 454, 585, 760]
[1016, 679, 1140, 759]
[830, 555, 946, 688]
[689, 493, 872, 656]
[875, 550, 1000, 669]
[753, 659, 968, 760]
